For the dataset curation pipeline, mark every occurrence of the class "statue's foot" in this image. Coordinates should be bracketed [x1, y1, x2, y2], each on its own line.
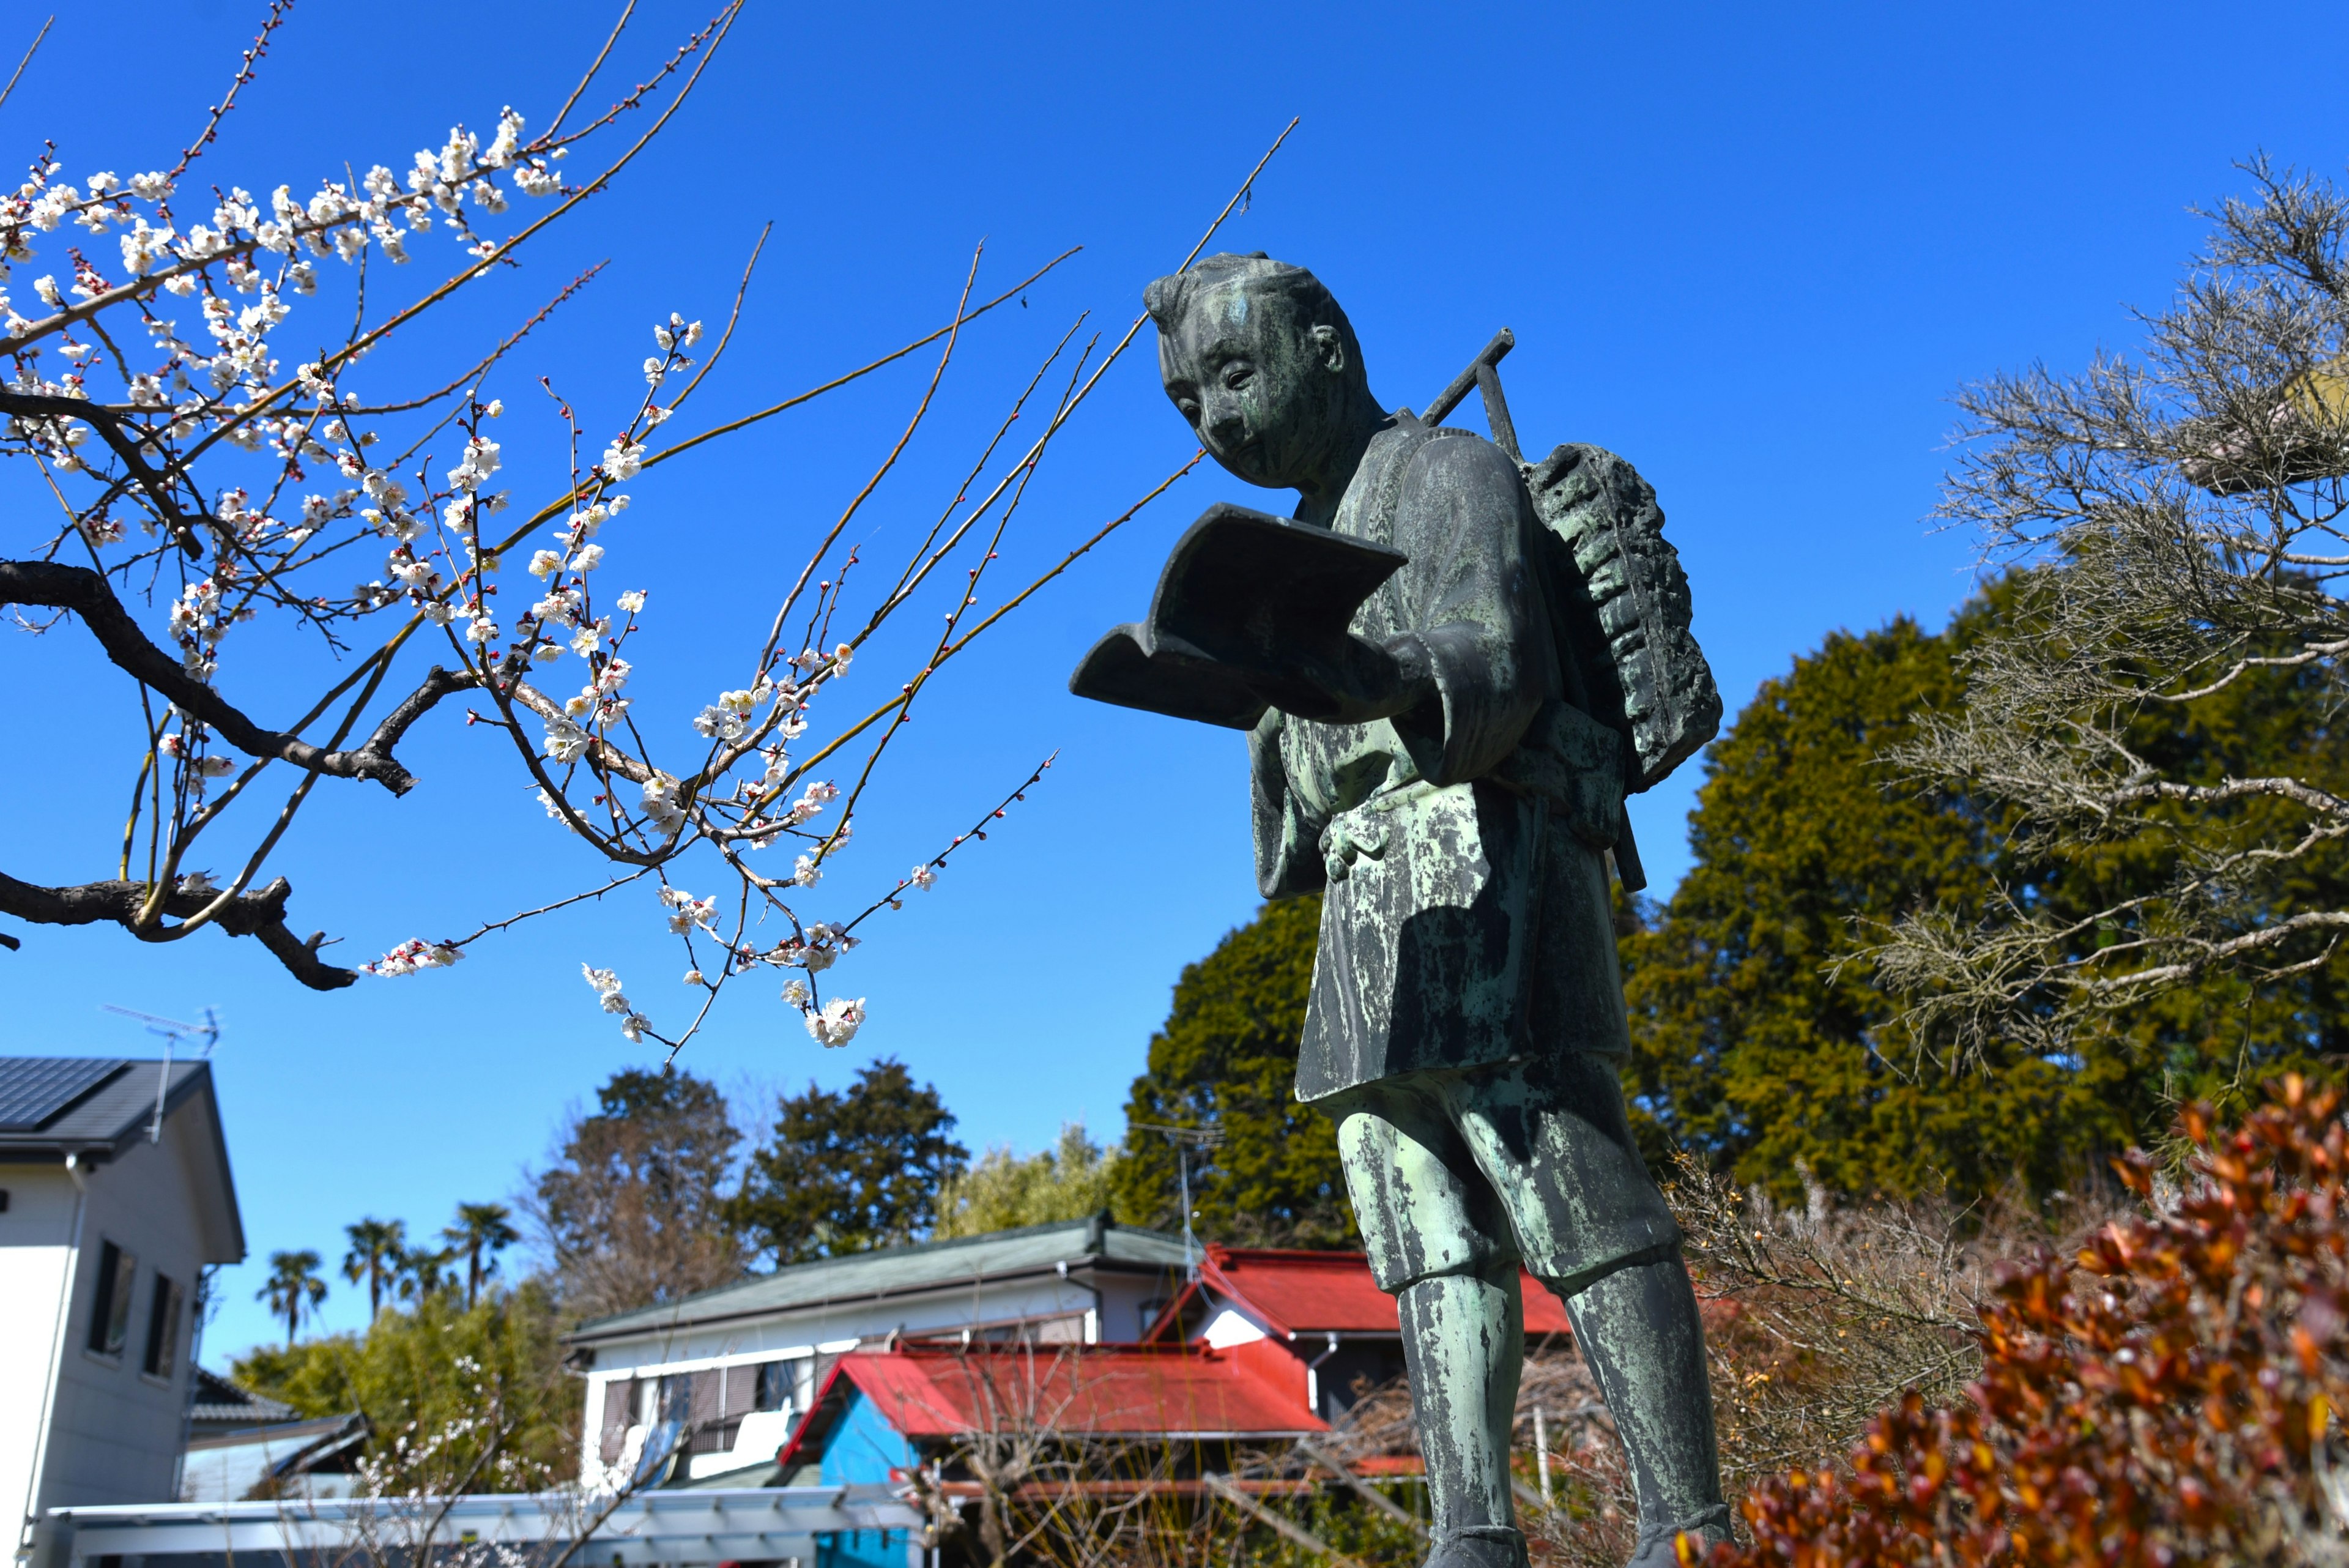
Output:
[1624, 1506, 1732, 1567]
[1424, 1526, 1528, 1568]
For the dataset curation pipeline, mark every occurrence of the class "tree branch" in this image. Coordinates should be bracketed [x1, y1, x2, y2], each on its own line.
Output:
[0, 870, 354, 989]
[1, 560, 472, 794]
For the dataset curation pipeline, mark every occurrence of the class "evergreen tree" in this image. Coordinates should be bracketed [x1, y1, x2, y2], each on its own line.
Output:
[1625, 596, 2347, 1203]
[729, 1058, 968, 1265]
[236, 1281, 576, 1494]
[1112, 895, 1354, 1247]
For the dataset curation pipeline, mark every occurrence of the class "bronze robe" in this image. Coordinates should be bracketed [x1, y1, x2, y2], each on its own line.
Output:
[1249, 419, 1633, 1102]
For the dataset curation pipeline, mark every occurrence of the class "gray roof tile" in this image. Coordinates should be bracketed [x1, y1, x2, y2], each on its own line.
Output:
[570, 1216, 1192, 1342]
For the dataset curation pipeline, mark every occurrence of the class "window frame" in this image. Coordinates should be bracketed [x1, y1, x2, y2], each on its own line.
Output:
[142, 1272, 184, 1380]
[86, 1239, 139, 1359]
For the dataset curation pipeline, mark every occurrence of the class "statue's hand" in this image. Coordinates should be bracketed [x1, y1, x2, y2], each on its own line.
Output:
[1257, 631, 1438, 725]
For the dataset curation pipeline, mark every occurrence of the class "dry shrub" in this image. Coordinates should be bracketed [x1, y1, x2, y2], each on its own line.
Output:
[1710, 1074, 2349, 1566]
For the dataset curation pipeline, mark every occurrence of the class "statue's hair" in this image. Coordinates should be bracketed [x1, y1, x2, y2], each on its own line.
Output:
[1143, 253, 1365, 381]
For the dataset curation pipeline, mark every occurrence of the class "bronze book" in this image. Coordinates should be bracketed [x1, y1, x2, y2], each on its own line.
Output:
[1068, 501, 1408, 729]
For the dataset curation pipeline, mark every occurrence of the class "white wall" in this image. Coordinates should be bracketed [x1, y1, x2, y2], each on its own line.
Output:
[0, 1167, 81, 1560]
[574, 1271, 1118, 1484]
[2, 1117, 212, 1555]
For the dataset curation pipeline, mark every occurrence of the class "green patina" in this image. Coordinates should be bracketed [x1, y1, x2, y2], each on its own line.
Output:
[1089, 253, 1729, 1568]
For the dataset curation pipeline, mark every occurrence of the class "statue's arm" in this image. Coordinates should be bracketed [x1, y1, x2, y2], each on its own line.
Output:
[1387, 436, 1549, 787]
[1247, 708, 1327, 899]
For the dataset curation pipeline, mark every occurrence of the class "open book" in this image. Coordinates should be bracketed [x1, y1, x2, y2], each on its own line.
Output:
[1068, 501, 1408, 729]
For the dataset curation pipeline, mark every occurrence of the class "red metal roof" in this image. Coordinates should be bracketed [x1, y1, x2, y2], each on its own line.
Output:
[777, 1342, 1326, 1466]
[1149, 1247, 1573, 1340]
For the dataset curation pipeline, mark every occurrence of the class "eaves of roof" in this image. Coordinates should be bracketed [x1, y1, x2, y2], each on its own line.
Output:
[565, 1217, 1190, 1347]
[0, 1061, 243, 1262]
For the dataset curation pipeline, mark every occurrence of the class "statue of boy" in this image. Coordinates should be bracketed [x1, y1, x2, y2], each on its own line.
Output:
[1143, 254, 1728, 1568]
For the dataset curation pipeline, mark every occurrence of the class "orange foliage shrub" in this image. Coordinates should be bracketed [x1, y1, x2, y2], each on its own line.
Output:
[1707, 1075, 2349, 1566]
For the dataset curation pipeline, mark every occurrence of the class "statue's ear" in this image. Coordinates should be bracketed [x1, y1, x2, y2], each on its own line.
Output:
[1308, 323, 1346, 376]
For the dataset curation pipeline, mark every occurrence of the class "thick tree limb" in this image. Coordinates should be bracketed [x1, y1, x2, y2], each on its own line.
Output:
[0, 870, 355, 989]
[1, 560, 475, 793]
[0, 392, 203, 556]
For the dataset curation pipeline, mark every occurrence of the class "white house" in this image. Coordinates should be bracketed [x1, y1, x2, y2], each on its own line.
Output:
[0, 1057, 242, 1559]
[564, 1214, 1192, 1487]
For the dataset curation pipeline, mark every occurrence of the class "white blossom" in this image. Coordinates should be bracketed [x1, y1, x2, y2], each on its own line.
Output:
[909, 864, 937, 891]
[640, 775, 685, 835]
[600, 438, 645, 480]
[370, 937, 465, 976]
[806, 996, 867, 1048]
[543, 718, 589, 763]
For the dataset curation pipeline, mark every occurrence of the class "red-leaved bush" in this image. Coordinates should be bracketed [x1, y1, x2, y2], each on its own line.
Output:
[1705, 1074, 2349, 1566]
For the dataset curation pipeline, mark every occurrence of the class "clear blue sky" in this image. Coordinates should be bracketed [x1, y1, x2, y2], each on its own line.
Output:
[6, 0, 2345, 1361]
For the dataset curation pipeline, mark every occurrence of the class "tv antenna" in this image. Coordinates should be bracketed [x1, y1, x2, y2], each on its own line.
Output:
[101, 1005, 219, 1144]
[1129, 1121, 1224, 1280]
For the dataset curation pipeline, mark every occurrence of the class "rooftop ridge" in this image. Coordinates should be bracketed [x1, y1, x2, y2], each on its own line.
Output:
[570, 1211, 1186, 1336]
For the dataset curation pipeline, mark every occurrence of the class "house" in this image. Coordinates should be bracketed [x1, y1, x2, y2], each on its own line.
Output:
[1142, 1244, 1573, 1424]
[179, 1371, 365, 1502]
[566, 1214, 1192, 1487]
[774, 1342, 1326, 1568]
[0, 1057, 242, 1559]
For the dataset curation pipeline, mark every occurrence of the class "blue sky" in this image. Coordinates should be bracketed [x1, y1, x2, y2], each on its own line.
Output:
[6, 0, 2347, 1361]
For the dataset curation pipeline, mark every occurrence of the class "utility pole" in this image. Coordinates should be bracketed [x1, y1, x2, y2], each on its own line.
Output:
[1128, 1121, 1223, 1280]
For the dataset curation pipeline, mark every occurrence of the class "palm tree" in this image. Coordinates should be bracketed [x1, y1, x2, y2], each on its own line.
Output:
[341, 1217, 406, 1317]
[442, 1202, 521, 1309]
[258, 1250, 327, 1347]
[395, 1243, 458, 1303]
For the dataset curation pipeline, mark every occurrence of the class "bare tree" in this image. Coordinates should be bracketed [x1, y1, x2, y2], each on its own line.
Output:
[1865, 157, 2349, 1059]
[0, 5, 1226, 1054]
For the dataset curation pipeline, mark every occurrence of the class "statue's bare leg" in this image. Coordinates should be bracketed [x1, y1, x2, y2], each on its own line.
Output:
[1397, 1262, 1528, 1568]
[1551, 1246, 1729, 1567]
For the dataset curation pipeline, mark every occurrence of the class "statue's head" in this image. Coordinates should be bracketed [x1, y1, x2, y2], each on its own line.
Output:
[1145, 253, 1373, 491]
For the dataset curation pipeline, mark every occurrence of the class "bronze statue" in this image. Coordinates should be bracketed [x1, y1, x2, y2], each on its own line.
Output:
[1075, 253, 1727, 1568]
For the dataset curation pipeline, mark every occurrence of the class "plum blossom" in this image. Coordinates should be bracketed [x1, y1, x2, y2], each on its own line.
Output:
[527, 548, 563, 579]
[582, 963, 628, 1011]
[792, 853, 822, 888]
[659, 885, 718, 934]
[600, 437, 645, 481]
[806, 996, 866, 1048]
[616, 589, 647, 614]
[369, 937, 464, 976]
[640, 775, 685, 835]
[909, 863, 937, 891]
[542, 718, 589, 764]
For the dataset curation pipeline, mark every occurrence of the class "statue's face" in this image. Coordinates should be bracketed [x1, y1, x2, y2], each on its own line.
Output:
[1157, 281, 1345, 491]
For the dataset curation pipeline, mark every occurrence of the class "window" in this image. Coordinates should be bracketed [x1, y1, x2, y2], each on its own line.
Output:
[754, 1359, 794, 1413]
[86, 1241, 138, 1357]
[143, 1274, 184, 1378]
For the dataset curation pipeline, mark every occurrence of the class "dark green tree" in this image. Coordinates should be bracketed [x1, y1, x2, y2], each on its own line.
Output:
[1624, 596, 2347, 1204]
[1112, 894, 1354, 1247]
[729, 1058, 968, 1265]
